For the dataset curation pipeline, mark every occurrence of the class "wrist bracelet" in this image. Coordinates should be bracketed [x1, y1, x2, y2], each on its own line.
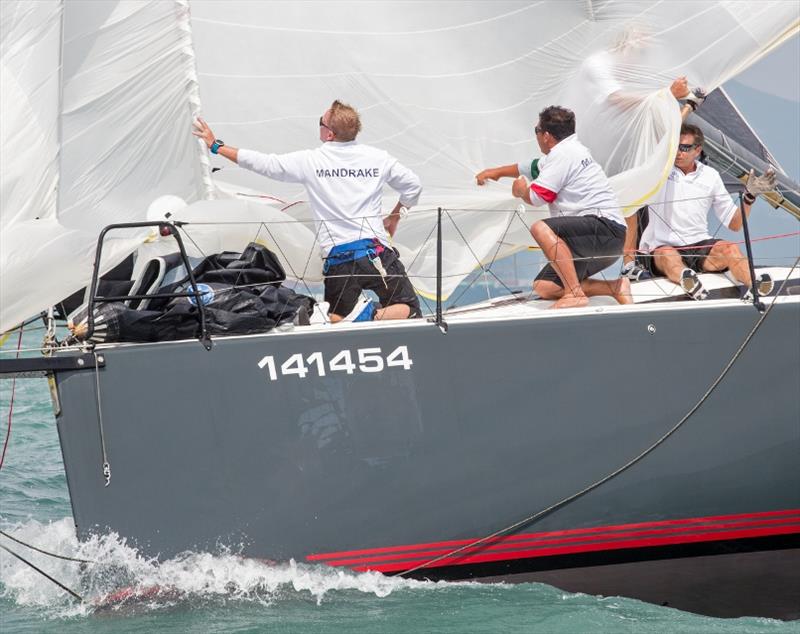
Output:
[743, 192, 756, 205]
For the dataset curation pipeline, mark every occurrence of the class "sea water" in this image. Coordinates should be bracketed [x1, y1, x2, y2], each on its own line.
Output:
[0, 331, 795, 633]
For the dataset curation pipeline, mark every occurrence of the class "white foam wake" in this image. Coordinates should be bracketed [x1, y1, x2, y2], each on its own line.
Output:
[0, 517, 456, 618]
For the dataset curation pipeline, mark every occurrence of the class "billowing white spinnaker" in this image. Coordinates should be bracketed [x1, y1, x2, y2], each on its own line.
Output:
[1, 1, 797, 330]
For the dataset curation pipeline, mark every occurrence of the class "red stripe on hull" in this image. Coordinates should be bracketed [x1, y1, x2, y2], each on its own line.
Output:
[320, 519, 800, 568]
[355, 525, 800, 573]
[307, 509, 800, 572]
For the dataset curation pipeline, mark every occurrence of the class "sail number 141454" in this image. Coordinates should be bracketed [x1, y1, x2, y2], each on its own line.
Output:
[257, 346, 413, 381]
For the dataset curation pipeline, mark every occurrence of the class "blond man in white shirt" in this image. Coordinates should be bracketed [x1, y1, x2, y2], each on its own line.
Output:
[193, 101, 422, 322]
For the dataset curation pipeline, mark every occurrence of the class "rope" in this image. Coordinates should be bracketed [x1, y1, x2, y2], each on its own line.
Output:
[0, 529, 95, 564]
[398, 255, 800, 577]
[0, 544, 85, 602]
[0, 325, 24, 471]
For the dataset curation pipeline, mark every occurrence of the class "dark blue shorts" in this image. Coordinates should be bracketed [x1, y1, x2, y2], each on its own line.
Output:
[535, 215, 626, 287]
[645, 238, 723, 275]
[324, 247, 421, 318]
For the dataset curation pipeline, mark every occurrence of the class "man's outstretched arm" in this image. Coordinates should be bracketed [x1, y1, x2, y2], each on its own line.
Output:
[193, 118, 239, 162]
[476, 164, 520, 186]
[193, 118, 307, 183]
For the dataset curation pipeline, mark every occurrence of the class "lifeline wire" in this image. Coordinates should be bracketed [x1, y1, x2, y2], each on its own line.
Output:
[158, 188, 796, 308]
[398, 255, 800, 577]
[0, 543, 84, 603]
[183, 188, 800, 226]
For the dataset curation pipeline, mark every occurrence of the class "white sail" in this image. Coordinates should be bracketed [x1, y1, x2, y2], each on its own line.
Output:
[1, 1, 797, 331]
[1, 0, 209, 332]
[191, 0, 797, 296]
[0, 0, 60, 228]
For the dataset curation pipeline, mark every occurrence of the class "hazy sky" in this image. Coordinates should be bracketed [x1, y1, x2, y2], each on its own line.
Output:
[719, 33, 799, 263]
[732, 33, 799, 103]
[724, 33, 799, 178]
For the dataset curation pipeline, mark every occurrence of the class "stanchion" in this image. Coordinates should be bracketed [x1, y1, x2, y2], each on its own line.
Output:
[435, 207, 447, 332]
[739, 191, 764, 313]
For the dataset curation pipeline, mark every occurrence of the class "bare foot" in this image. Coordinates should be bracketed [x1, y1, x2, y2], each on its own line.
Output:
[613, 277, 633, 305]
[550, 295, 590, 309]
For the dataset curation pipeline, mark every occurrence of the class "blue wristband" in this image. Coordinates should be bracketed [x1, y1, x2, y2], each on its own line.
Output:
[210, 141, 221, 154]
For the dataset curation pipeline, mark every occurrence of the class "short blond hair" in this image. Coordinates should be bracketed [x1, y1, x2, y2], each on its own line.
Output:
[328, 100, 361, 141]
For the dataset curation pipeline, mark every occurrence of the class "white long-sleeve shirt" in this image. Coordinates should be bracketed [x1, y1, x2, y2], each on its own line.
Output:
[238, 141, 422, 254]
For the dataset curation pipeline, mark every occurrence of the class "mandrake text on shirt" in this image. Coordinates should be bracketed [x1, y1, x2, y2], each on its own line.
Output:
[315, 167, 380, 178]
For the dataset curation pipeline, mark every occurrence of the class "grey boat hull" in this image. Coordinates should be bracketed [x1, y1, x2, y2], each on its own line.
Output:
[51, 299, 800, 618]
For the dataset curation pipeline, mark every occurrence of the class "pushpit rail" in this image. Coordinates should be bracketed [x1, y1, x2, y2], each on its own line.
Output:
[86, 221, 212, 349]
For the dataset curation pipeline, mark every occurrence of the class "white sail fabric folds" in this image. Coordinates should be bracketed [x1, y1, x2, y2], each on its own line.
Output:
[1, 0, 208, 333]
[191, 0, 797, 298]
[1, 0, 60, 229]
[1, 1, 797, 331]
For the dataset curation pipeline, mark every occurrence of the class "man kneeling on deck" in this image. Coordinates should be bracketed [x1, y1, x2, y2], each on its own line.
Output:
[476, 106, 631, 309]
[638, 123, 776, 300]
[193, 100, 422, 322]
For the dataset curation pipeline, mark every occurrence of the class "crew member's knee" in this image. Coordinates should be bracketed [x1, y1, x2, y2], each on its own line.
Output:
[653, 246, 679, 260]
[533, 279, 562, 299]
[704, 241, 741, 272]
[717, 241, 740, 258]
[653, 247, 680, 269]
[530, 220, 552, 244]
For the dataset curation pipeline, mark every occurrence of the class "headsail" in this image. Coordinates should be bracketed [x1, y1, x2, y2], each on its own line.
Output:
[1, 0, 209, 332]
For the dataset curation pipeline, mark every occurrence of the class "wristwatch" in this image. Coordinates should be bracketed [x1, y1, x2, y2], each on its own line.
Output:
[210, 139, 225, 154]
[743, 192, 756, 205]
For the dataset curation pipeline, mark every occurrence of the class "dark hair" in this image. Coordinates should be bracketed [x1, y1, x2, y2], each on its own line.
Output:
[538, 106, 575, 141]
[680, 123, 704, 147]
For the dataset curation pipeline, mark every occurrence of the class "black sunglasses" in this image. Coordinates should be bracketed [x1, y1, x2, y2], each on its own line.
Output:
[535, 125, 546, 135]
[678, 142, 698, 152]
[319, 117, 332, 131]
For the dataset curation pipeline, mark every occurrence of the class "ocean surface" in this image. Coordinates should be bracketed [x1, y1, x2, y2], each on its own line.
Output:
[0, 329, 797, 634]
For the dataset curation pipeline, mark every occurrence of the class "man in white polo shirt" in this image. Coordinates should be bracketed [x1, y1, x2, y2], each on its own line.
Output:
[193, 100, 422, 322]
[476, 106, 630, 309]
[639, 123, 776, 300]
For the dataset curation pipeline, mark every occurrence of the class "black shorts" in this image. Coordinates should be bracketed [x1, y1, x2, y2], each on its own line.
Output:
[644, 238, 723, 275]
[324, 247, 421, 318]
[534, 215, 626, 287]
